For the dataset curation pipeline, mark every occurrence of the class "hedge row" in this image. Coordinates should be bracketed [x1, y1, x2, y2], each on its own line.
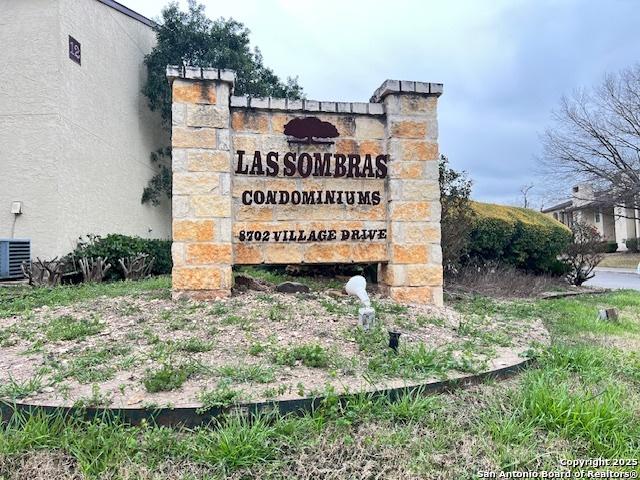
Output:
[69, 234, 171, 280]
[467, 202, 572, 274]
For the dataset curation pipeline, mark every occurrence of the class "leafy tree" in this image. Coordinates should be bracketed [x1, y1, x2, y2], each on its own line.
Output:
[439, 155, 475, 274]
[141, 0, 304, 204]
[541, 64, 640, 221]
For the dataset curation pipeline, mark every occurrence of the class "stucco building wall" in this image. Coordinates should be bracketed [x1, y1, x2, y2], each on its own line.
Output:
[0, 0, 170, 259]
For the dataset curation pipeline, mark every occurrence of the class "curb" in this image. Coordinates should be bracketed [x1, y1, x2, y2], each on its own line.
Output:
[0, 358, 534, 428]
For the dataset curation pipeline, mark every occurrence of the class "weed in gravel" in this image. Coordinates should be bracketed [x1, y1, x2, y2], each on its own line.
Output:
[118, 302, 142, 316]
[268, 302, 291, 322]
[263, 383, 288, 399]
[73, 384, 112, 408]
[197, 381, 244, 411]
[222, 314, 252, 330]
[416, 315, 445, 327]
[208, 302, 229, 316]
[55, 345, 131, 384]
[176, 337, 214, 353]
[319, 299, 351, 315]
[217, 364, 275, 383]
[367, 344, 456, 380]
[272, 343, 330, 368]
[248, 342, 267, 356]
[142, 362, 199, 393]
[373, 301, 408, 315]
[0, 375, 43, 400]
[46, 314, 103, 341]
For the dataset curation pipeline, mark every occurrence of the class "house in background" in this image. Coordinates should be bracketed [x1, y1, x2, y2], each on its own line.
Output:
[0, 0, 170, 261]
[542, 183, 640, 251]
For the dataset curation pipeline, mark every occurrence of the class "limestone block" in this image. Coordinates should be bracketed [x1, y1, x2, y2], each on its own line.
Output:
[172, 195, 190, 218]
[368, 103, 384, 115]
[173, 172, 220, 195]
[335, 139, 357, 154]
[287, 99, 303, 110]
[270, 98, 287, 110]
[217, 218, 232, 242]
[337, 102, 351, 113]
[171, 242, 185, 267]
[270, 113, 293, 133]
[390, 201, 431, 221]
[406, 264, 443, 286]
[191, 195, 231, 217]
[357, 140, 384, 156]
[172, 127, 217, 149]
[173, 266, 228, 290]
[304, 100, 320, 111]
[217, 130, 231, 150]
[232, 178, 265, 197]
[233, 135, 261, 153]
[231, 111, 270, 133]
[388, 161, 423, 179]
[230, 96, 248, 107]
[303, 244, 351, 263]
[352, 102, 368, 114]
[265, 244, 303, 263]
[173, 80, 217, 104]
[390, 140, 438, 161]
[185, 243, 233, 264]
[400, 80, 416, 92]
[250, 97, 269, 109]
[172, 103, 186, 126]
[187, 150, 230, 172]
[378, 264, 406, 286]
[355, 117, 386, 139]
[234, 244, 264, 264]
[171, 148, 188, 171]
[388, 286, 434, 305]
[351, 243, 387, 262]
[399, 95, 437, 115]
[236, 205, 274, 221]
[403, 223, 441, 243]
[402, 180, 440, 201]
[219, 173, 230, 195]
[390, 120, 428, 139]
[186, 105, 229, 128]
[173, 219, 215, 241]
[320, 102, 337, 112]
[390, 245, 429, 264]
[172, 289, 230, 301]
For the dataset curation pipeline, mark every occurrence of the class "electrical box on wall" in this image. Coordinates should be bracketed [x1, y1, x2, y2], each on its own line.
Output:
[10, 202, 22, 215]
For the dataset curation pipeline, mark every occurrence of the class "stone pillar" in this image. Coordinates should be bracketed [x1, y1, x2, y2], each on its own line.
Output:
[167, 66, 235, 300]
[614, 204, 631, 251]
[373, 80, 444, 306]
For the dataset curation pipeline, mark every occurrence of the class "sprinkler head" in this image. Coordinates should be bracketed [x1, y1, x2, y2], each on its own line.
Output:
[388, 330, 401, 353]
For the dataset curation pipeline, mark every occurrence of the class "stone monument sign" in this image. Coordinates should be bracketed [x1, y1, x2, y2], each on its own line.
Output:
[167, 66, 443, 305]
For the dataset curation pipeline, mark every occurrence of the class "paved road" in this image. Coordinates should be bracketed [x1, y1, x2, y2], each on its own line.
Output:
[584, 267, 640, 291]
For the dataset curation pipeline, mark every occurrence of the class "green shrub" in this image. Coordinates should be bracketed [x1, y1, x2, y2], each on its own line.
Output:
[598, 241, 618, 253]
[625, 238, 639, 252]
[467, 202, 571, 273]
[69, 234, 171, 280]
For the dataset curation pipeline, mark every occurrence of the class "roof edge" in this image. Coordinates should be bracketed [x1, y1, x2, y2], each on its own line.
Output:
[96, 0, 156, 28]
[541, 200, 572, 213]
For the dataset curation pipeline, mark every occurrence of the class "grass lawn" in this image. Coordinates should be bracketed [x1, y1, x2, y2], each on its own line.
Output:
[599, 252, 640, 269]
[0, 278, 639, 479]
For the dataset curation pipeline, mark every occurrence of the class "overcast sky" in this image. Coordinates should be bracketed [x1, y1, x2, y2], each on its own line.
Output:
[124, 0, 640, 207]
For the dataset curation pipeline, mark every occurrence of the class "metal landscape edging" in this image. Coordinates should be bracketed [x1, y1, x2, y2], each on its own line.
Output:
[0, 358, 534, 428]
